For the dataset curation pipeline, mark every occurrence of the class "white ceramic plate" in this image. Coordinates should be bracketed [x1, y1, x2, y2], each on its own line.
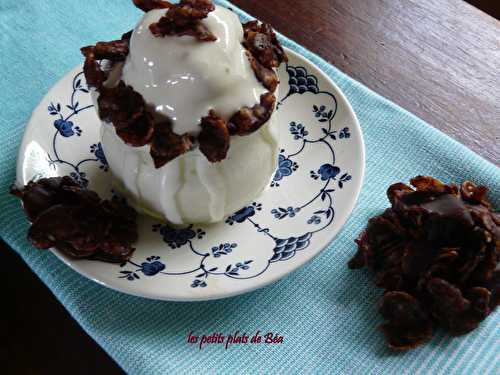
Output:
[16, 48, 365, 301]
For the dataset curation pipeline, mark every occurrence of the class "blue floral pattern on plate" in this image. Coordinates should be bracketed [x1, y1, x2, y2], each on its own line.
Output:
[20, 48, 363, 300]
[46, 72, 108, 187]
[117, 63, 354, 288]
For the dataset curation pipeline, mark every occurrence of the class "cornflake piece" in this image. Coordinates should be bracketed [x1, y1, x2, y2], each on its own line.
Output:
[10, 176, 95, 221]
[149, 0, 217, 41]
[461, 180, 490, 205]
[349, 176, 499, 350]
[133, 0, 172, 12]
[380, 292, 433, 350]
[81, 32, 132, 89]
[150, 121, 194, 168]
[228, 92, 276, 135]
[426, 278, 491, 335]
[81, 46, 106, 89]
[198, 111, 230, 162]
[243, 20, 288, 69]
[94, 40, 130, 61]
[11, 177, 138, 263]
[246, 52, 279, 92]
[97, 81, 155, 147]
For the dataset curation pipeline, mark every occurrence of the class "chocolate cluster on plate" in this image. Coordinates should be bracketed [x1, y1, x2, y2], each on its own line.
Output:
[349, 176, 499, 350]
[81, 0, 287, 167]
[11, 177, 138, 263]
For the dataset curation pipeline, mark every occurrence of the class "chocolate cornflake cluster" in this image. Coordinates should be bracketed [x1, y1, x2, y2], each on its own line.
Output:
[81, 32, 131, 88]
[150, 121, 194, 168]
[132, 0, 171, 12]
[243, 21, 287, 69]
[149, 0, 217, 41]
[246, 53, 279, 92]
[11, 177, 138, 263]
[81, 0, 287, 165]
[227, 92, 276, 136]
[349, 176, 499, 350]
[242, 20, 287, 93]
[97, 82, 155, 147]
[199, 111, 230, 162]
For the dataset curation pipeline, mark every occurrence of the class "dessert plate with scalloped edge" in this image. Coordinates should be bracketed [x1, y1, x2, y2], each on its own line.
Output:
[16, 48, 365, 301]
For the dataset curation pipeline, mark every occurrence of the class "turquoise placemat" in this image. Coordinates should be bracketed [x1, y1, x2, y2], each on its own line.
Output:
[1, 1, 498, 373]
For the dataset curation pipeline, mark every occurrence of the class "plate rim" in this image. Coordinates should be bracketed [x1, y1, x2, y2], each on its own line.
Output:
[16, 47, 366, 301]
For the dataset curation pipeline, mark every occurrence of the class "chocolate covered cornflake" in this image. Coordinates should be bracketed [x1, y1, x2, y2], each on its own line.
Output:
[379, 292, 433, 350]
[93, 40, 130, 61]
[149, 0, 217, 41]
[246, 52, 279, 92]
[228, 92, 276, 136]
[81, 33, 132, 89]
[81, 46, 106, 89]
[98, 81, 155, 147]
[349, 176, 499, 350]
[198, 111, 230, 162]
[242, 20, 286, 93]
[243, 21, 288, 69]
[150, 121, 194, 168]
[11, 177, 138, 263]
[99, 81, 193, 167]
[133, 0, 172, 12]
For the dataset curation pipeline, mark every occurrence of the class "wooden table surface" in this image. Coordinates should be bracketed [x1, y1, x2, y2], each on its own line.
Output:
[3, 0, 499, 374]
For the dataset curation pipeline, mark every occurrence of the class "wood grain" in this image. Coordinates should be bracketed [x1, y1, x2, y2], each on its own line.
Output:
[466, 0, 500, 19]
[232, 0, 500, 163]
[3, 0, 499, 374]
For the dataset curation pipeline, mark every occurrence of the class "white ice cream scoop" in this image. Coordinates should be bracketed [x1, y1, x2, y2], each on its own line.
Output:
[97, 5, 280, 224]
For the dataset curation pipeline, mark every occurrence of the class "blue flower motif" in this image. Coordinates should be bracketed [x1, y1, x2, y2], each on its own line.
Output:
[224, 261, 253, 276]
[310, 170, 320, 180]
[54, 119, 81, 137]
[90, 143, 108, 171]
[314, 105, 325, 118]
[141, 260, 166, 276]
[318, 164, 340, 181]
[153, 224, 196, 249]
[273, 153, 299, 186]
[119, 256, 166, 280]
[212, 243, 237, 257]
[225, 202, 261, 225]
[271, 206, 301, 219]
[274, 154, 293, 181]
[191, 279, 207, 288]
[339, 127, 351, 139]
[338, 173, 352, 188]
[289, 121, 309, 140]
[90, 143, 108, 170]
[235, 262, 251, 270]
[48, 102, 61, 116]
[313, 105, 333, 123]
[307, 215, 321, 225]
[119, 270, 140, 281]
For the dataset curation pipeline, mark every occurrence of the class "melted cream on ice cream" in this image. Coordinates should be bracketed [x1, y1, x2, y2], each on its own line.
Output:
[99, 5, 279, 224]
[122, 7, 267, 134]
